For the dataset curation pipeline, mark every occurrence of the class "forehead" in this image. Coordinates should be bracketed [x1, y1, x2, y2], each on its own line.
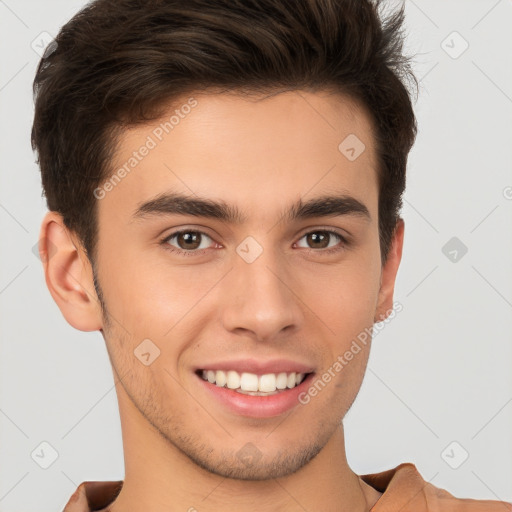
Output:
[98, 89, 378, 226]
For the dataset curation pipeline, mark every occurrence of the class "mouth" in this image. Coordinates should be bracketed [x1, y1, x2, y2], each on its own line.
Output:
[195, 369, 312, 396]
[192, 357, 316, 418]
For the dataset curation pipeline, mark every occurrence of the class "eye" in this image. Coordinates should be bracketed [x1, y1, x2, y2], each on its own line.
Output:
[294, 229, 348, 254]
[161, 229, 216, 256]
[160, 228, 348, 257]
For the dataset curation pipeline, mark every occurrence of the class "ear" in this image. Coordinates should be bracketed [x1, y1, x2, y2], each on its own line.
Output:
[374, 218, 404, 323]
[38, 211, 103, 331]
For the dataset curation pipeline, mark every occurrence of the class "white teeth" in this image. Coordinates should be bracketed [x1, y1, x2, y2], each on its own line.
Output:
[226, 370, 240, 389]
[236, 389, 280, 396]
[200, 369, 308, 392]
[276, 372, 288, 389]
[240, 372, 259, 391]
[259, 373, 276, 392]
[215, 370, 227, 387]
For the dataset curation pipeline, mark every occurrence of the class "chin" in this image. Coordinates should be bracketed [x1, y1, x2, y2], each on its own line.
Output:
[183, 440, 325, 481]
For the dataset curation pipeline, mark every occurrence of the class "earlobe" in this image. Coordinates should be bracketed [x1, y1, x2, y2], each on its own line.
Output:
[39, 211, 103, 332]
[374, 218, 405, 323]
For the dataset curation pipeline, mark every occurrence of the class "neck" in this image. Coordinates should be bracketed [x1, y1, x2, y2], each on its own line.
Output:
[105, 383, 381, 512]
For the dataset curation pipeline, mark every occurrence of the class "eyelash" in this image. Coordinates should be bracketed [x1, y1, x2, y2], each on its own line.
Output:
[160, 228, 349, 257]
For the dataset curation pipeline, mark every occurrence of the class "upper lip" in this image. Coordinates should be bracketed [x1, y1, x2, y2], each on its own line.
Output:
[195, 358, 315, 375]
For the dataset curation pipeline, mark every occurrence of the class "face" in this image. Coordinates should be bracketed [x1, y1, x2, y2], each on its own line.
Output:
[49, 89, 403, 480]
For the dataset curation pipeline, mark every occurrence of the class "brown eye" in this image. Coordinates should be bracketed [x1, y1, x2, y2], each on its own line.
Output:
[295, 230, 346, 252]
[176, 231, 202, 250]
[306, 232, 330, 249]
[163, 230, 214, 255]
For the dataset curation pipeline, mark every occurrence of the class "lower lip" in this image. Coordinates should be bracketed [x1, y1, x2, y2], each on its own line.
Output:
[195, 372, 315, 418]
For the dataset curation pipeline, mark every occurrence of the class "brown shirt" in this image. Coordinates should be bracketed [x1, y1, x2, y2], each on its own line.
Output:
[62, 462, 512, 512]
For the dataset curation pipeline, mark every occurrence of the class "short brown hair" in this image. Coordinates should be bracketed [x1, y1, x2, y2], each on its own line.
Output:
[31, 0, 417, 266]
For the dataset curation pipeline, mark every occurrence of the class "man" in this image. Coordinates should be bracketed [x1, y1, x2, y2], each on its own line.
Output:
[31, 0, 511, 510]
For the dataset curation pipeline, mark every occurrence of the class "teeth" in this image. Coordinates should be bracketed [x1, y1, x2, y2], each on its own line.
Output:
[200, 369, 307, 392]
[240, 372, 259, 391]
[226, 370, 240, 389]
[259, 373, 276, 392]
[215, 370, 227, 387]
[236, 389, 280, 396]
[276, 372, 288, 389]
[286, 372, 296, 388]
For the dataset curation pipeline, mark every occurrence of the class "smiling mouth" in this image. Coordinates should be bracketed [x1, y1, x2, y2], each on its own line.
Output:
[195, 369, 313, 395]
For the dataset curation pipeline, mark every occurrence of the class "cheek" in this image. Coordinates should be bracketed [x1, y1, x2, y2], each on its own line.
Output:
[100, 254, 227, 375]
[101, 244, 216, 328]
[306, 256, 381, 336]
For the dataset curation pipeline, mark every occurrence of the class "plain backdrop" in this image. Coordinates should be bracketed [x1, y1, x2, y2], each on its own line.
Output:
[1, 1, 511, 510]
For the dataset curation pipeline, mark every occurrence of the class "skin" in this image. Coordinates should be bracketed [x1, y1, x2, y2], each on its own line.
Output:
[40, 89, 404, 512]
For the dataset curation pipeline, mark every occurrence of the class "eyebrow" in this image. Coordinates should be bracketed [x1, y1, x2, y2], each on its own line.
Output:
[131, 191, 371, 224]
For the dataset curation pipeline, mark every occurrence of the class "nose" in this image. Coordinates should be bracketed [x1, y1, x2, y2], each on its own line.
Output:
[220, 244, 304, 342]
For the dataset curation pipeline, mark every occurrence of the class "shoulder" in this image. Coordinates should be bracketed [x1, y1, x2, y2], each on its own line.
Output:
[360, 462, 512, 512]
[63, 481, 88, 512]
[63, 480, 123, 512]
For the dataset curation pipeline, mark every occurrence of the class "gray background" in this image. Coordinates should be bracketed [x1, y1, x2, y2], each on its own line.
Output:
[1, 0, 511, 510]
